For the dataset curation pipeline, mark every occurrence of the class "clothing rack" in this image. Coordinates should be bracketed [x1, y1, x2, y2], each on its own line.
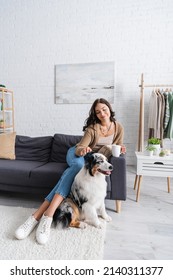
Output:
[137, 73, 173, 152]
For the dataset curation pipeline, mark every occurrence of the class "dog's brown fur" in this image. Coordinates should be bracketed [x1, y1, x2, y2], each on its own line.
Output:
[91, 165, 99, 176]
[64, 198, 81, 228]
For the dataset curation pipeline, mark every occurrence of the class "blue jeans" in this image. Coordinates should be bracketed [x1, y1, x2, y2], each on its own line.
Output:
[45, 146, 84, 202]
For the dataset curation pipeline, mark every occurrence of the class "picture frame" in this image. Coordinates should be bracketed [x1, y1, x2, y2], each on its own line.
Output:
[55, 61, 115, 104]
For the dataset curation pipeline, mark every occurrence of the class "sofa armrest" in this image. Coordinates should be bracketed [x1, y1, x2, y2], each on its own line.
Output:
[109, 154, 127, 201]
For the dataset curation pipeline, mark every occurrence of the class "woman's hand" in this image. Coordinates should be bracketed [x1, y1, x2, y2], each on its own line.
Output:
[121, 145, 126, 154]
[80, 147, 92, 156]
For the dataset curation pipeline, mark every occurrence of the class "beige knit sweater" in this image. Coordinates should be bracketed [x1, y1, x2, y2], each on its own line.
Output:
[75, 122, 124, 157]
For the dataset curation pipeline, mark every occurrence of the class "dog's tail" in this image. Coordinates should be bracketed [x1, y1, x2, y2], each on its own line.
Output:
[53, 208, 72, 229]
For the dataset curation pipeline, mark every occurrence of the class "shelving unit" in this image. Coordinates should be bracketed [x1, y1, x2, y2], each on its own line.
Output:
[0, 87, 14, 133]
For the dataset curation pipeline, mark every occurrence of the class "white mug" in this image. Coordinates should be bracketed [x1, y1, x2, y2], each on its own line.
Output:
[112, 144, 121, 157]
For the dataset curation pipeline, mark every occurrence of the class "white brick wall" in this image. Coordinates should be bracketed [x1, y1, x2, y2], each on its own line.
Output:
[1, 0, 173, 164]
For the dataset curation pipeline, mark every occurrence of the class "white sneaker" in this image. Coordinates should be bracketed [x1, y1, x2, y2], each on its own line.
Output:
[36, 214, 52, 245]
[14, 215, 38, 240]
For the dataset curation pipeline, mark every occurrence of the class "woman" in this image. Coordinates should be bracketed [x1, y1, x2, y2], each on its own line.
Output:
[14, 98, 125, 244]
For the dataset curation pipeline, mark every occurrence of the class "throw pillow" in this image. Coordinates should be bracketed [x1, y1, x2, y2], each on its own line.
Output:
[50, 134, 82, 163]
[15, 135, 53, 162]
[0, 132, 16, 159]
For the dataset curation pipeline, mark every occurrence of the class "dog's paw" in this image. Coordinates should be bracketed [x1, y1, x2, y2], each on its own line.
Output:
[95, 221, 103, 229]
[84, 219, 102, 229]
[79, 222, 87, 229]
[104, 215, 112, 222]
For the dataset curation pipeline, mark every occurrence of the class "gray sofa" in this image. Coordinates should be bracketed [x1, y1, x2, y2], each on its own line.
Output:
[0, 133, 126, 212]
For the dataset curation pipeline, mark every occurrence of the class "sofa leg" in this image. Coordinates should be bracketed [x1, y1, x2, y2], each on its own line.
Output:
[115, 200, 121, 213]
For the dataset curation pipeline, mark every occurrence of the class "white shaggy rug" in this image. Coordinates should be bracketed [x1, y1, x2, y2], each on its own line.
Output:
[0, 205, 106, 260]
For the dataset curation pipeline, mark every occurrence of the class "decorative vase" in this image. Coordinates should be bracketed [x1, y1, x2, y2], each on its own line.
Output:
[149, 144, 160, 155]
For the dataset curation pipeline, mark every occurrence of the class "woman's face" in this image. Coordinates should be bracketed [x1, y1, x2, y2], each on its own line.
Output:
[95, 102, 111, 122]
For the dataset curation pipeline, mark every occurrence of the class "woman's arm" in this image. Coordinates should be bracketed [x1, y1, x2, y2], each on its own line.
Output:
[75, 128, 94, 156]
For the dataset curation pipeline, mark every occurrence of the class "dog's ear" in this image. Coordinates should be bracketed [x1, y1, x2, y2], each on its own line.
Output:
[84, 152, 94, 161]
[84, 152, 94, 169]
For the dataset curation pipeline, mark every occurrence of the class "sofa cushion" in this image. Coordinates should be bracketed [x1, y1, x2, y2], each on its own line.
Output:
[29, 162, 68, 188]
[50, 134, 82, 163]
[15, 135, 53, 162]
[0, 132, 16, 160]
[0, 159, 46, 186]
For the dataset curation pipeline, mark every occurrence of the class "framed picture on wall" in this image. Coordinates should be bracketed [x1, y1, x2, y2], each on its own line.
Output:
[55, 61, 115, 104]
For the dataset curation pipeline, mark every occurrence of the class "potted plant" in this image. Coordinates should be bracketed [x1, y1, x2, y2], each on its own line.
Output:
[145, 145, 156, 156]
[148, 137, 161, 145]
[148, 137, 161, 155]
[159, 150, 165, 157]
[0, 119, 4, 128]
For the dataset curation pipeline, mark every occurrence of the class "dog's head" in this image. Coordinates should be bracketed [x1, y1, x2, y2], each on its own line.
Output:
[84, 152, 113, 176]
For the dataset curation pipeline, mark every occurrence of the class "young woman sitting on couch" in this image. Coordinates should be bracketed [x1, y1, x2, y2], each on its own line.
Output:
[14, 98, 126, 245]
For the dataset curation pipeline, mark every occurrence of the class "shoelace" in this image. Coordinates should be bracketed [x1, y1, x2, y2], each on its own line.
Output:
[22, 218, 34, 231]
[40, 219, 50, 235]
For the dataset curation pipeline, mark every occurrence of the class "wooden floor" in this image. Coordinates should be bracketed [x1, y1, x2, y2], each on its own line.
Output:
[0, 166, 173, 260]
[104, 166, 173, 260]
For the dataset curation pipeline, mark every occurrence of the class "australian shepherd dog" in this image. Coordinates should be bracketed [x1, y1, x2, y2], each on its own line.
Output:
[53, 152, 113, 229]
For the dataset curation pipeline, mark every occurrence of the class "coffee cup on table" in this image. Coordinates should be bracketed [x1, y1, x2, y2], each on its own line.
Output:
[112, 144, 121, 157]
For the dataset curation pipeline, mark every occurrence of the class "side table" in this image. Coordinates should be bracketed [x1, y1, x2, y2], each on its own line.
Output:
[134, 152, 173, 202]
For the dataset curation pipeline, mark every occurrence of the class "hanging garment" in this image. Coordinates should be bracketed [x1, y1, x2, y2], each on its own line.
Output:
[148, 90, 158, 138]
[159, 91, 165, 144]
[163, 91, 170, 130]
[148, 89, 165, 141]
[164, 92, 173, 140]
[156, 91, 162, 139]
